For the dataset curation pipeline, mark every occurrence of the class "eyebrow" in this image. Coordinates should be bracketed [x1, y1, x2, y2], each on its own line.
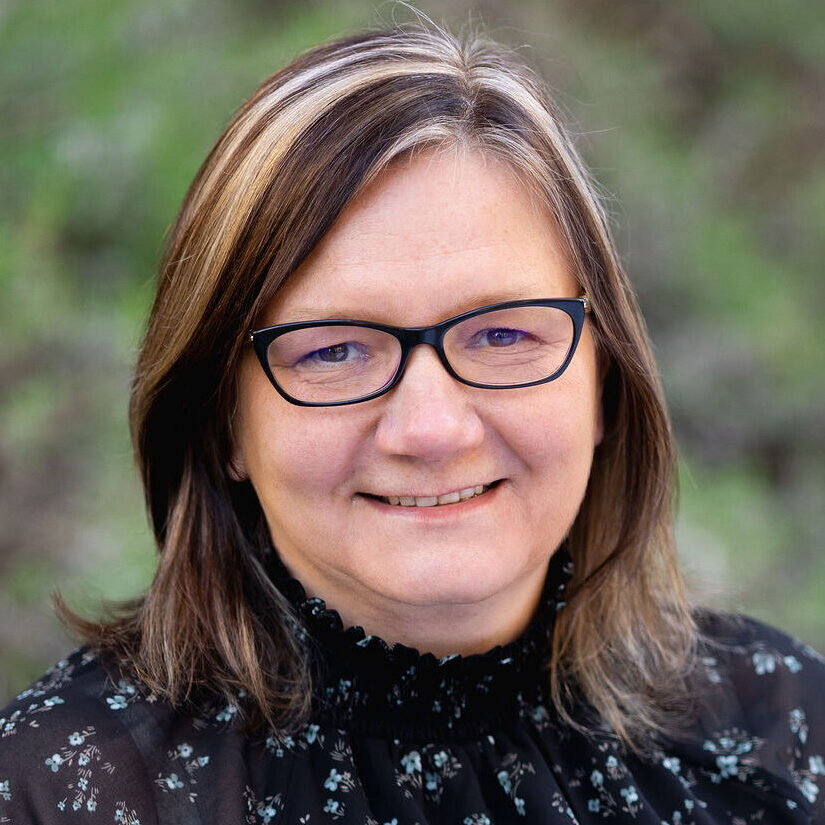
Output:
[271, 288, 561, 326]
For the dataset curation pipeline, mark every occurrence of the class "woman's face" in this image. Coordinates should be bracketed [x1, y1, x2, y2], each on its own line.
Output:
[232, 149, 603, 653]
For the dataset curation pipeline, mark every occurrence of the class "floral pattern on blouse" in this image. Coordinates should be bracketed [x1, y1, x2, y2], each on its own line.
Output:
[1, 549, 823, 824]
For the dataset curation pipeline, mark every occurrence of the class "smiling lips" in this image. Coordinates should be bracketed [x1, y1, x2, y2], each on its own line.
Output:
[372, 483, 496, 508]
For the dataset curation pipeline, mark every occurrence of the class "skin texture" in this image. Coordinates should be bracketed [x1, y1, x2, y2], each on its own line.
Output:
[232, 149, 603, 656]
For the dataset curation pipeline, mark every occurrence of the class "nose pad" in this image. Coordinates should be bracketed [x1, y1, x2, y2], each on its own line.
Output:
[374, 345, 485, 460]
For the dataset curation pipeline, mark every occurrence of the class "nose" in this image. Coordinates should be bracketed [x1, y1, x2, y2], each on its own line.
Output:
[373, 345, 485, 460]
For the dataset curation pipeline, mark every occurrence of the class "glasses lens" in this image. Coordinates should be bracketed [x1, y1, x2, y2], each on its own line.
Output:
[444, 305, 575, 386]
[266, 325, 402, 403]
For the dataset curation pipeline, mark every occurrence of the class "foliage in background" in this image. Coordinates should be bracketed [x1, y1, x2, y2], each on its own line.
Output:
[1, 0, 823, 704]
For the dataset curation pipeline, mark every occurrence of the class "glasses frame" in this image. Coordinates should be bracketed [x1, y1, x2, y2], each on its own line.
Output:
[248, 296, 591, 407]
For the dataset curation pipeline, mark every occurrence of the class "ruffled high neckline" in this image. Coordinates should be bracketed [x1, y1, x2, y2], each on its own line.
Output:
[268, 548, 573, 738]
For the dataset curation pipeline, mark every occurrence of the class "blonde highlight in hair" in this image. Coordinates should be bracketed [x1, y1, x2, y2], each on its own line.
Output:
[59, 22, 696, 749]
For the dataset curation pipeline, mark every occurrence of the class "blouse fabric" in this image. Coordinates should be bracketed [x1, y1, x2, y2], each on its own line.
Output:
[1, 549, 824, 824]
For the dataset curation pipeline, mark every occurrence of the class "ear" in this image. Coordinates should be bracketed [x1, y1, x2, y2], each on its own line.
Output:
[227, 446, 249, 482]
[227, 383, 249, 482]
[593, 351, 610, 447]
[594, 402, 605, 447]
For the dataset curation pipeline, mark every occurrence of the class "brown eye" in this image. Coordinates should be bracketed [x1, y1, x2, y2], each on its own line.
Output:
[317, 344, 352, 363]
[296, 342, 366, 367]
[470, 328, 528, 348]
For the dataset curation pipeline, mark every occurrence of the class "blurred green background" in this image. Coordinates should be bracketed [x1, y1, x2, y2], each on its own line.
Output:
[1, 0, 823, 705]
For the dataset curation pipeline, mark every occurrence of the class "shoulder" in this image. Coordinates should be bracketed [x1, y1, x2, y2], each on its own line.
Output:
[0, 649, 256, 824]
[690, 611, 825, 815]
[696, 611, 825, 710]
[0, 648, 159, 823]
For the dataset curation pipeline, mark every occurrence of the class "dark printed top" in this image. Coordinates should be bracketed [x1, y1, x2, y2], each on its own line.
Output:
[1, 549, 824, 824]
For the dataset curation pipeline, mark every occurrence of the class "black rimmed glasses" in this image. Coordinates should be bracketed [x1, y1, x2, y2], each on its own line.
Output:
[249, 297, 591, 407]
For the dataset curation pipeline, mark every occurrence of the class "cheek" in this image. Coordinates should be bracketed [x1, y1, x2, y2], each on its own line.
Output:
[496, 378, 601, 523]
[526, 414, 597, 488]
[501, 380, 600, 462]
[274, 426, 358, 495]
[239, 398, 365, 510]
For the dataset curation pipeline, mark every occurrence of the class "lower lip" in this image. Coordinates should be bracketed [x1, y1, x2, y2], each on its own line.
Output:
[358, 482, 504, 520]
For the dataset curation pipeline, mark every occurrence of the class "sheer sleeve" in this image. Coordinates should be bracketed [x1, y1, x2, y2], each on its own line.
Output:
[698, 613, 825, 822]
[0, 650, 157, 825]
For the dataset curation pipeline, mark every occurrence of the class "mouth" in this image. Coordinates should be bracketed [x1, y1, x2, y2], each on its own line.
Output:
[361, 480, 502, 508]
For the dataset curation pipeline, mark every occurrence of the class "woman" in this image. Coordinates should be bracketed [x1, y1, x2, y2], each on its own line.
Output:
[1, 23, 823, 824]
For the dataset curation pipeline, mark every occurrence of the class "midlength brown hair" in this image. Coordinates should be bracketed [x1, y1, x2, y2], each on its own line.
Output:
[62, 22, 696, 750]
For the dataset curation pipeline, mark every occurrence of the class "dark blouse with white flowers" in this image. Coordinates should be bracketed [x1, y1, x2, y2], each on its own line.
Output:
[1, 549, 824, 825]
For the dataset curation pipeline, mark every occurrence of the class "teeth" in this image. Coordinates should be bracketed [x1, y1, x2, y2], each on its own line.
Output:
[379, 484, 493, 507]
[415, 496, 438, 507]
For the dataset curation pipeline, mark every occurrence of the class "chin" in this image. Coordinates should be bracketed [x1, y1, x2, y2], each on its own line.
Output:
[365, 555, 536, 608]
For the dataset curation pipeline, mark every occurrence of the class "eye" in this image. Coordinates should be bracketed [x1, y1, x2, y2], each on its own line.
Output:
[471, 328, 529, 348]
[299, 342, 366, 366]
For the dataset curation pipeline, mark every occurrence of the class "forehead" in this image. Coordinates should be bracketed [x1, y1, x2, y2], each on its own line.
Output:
[264, 149, 578, 326]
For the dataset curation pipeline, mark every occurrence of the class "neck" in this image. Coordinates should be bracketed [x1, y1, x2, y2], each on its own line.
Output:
[280, 558, 550, 658]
